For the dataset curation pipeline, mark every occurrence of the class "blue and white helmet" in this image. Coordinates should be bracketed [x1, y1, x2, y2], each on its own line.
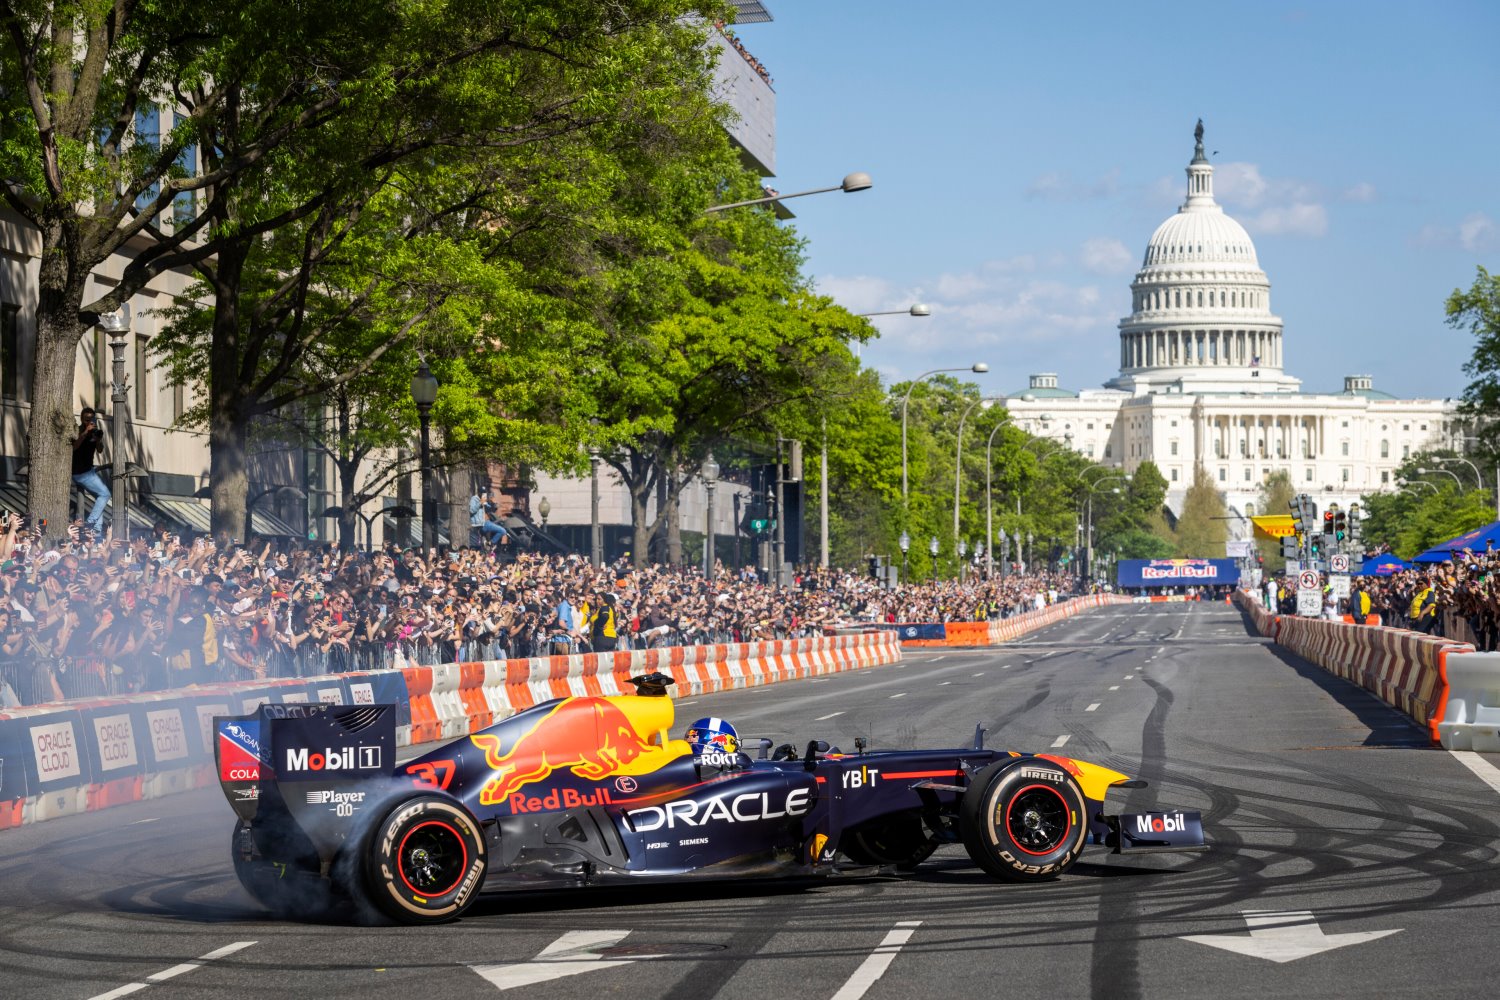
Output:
[684, 717, 738, 755]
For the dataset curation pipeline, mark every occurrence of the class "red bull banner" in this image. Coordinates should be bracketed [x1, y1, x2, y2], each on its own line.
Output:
[1117, 558, 1239, 588]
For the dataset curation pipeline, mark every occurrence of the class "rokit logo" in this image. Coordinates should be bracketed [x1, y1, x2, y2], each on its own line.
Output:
[284, 745, 382, 772]
[695, 751, 740, 769]
[306, 789, 367, 817]
[1134, 812, 1188, 834]
[628, 788, 813, 832]
[840, 766, 879, 790]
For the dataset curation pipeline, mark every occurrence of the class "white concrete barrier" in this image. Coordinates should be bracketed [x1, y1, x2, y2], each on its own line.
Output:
[1437, 652, 1500, 753]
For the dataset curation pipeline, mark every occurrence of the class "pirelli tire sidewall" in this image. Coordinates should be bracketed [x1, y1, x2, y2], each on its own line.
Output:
[960, 760, 1087, 881]
[365, 795, 487, 924]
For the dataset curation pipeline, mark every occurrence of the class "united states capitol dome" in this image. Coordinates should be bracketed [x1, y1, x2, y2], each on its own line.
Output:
[1108, 121, 1295, 394]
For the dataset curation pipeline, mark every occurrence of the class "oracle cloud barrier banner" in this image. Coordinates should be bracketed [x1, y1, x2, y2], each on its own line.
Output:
[1117, 558, 1239, 588]
[0, 718, 33, 818]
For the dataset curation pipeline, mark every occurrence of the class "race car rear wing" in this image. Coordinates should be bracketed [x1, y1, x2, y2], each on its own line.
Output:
[214, 701, 399, 827]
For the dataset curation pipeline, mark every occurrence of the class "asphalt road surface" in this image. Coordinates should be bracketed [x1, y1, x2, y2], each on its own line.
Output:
[4, 601, 1500, 1000]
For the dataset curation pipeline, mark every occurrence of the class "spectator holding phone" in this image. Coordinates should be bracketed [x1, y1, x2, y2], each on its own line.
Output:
[71, 407, 109, 537]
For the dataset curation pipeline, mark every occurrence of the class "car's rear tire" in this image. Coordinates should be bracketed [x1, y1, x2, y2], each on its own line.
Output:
[364, 796, 486, 925]
[960, 760, 1086, 881]
[841, 813, 938, 871]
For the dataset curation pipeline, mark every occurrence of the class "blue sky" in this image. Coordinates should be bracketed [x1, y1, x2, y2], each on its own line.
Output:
[740, 1, 1500, 400]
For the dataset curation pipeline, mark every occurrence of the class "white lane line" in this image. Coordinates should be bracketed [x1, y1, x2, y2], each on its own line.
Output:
[930, 655, 946, 662]
[127, 818, 159, 826]
[677, 700, 698, 706]
[938, 681, 951, 686]
[1001, 664, 1010, 669]
[815, 712, 846, 721]
[973, 672, 986, 677]
[1050, 734, 1070, 748]
[88, 942, 257, 1000]
[1085, 703, 1100, 712]
[889, 693, 907, 700]
[829, 921, 922, 1000]
[1451, 751, 1500, 797]
[1124, 675, 1134, 680]
[1109, 685, 1120, 691]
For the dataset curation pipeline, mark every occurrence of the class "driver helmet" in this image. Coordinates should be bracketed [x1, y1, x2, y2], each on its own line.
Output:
[685, 717, 738, 755]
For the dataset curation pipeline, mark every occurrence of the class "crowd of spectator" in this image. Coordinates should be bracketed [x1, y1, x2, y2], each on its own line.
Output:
[1263, 546, 1500, 650]
[0, 515, 1085, 707]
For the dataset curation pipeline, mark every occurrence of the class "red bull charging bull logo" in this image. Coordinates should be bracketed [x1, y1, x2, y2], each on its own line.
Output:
[470, 697, 688, 806]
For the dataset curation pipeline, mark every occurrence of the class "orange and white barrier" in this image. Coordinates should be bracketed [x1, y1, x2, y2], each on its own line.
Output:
[1232, 589, 1475, 744]
[895, 594, 1132, 648]
[0, 631, 901, 830]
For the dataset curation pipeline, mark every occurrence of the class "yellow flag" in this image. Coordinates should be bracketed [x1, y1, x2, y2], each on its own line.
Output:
[1250, 515, 1297, 539]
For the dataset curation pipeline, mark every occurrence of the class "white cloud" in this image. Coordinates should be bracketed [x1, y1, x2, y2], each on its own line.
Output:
[1459, 213, 1498, 253]
[1245, 203, 1328, 238]
[1414, 212, 1499, 254]
[1079, 237, 1134, 274]
[1343, 181, 1377, 203]
[813, 274, 894, 315]
[1025, 168, 1120, 202]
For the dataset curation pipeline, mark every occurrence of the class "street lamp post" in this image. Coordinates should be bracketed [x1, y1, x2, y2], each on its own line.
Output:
[982, 414, 1012, 578]
[410, 360, 439, 554]
[99, 306, 131, 540]
[953, 396, 1002, 550]
[589, 447, 603, 568]
[1083, 476, 1127, 580]
[702, 452, 719, 577]
[929, 535, 939, 583]
[704, 172, 872, 213]
[900, 364, 989, 508]
[1416, 467, 1463, 488]
[1026, 531, 1034, 572]
[998, 528, 1009, 578]
[957, 539, 968, 582]
[1455, 434, 1500, 520]
[899, 531, 910, 582]
[537, 496, 551, 531]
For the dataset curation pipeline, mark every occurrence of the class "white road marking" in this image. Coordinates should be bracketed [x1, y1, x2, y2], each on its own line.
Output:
[815, 712, 845, 721]
[930, 655, 946, 662]
[472, 930, 641, 990]
[1050, 734, 1070, 748]
[829, 921, 922, 1000]
[127, 818, 159, 826]
[1451, 750, 1500, 797]
[677, 700, 698, 706]
[1109, 685, 1120, 691]
[1001, 664, 1010, 669]
[1181, 911, 1400, 964]
[889, 693, 907, 699]
[937, 681, 951, 686]
[1085, 703, 1100, 712]
[87, 942, 257, 1000]
[1123, 675, 1134, 680]
[972, 672, 986, 677]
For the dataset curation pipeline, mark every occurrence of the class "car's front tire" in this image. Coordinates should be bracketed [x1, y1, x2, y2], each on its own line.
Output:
[364, 796, 487, 924]
[960, 760, 1086, 881]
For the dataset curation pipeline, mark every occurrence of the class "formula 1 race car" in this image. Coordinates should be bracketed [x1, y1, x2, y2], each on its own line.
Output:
[216, 675, 1204, 924]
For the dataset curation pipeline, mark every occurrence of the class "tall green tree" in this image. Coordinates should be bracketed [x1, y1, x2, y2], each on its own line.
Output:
[1450, 264, 1500, 467]
[1173, 464, 1228, 557]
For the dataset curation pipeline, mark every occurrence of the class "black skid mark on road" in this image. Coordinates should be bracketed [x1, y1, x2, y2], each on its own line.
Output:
[990, 680, 1052, 734]
[1089, 674, 1172, 1000]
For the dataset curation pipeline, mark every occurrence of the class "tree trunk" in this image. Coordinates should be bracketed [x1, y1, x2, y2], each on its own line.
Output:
[208, 244, 250, 544]
[336, 452, 360, 552]
[625, 449, 653, 569]
[449, 462, 471, 550]
[652, 472, 669, 563]
[26, 243, 88, 541]
[665, 467, 683, 565]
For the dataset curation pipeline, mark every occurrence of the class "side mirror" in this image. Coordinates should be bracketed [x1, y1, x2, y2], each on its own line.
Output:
[803, 739, 831, 769]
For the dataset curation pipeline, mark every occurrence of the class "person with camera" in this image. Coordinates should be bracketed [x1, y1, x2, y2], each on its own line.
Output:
[469, 488, 508, 550]
[72, 407, 110, 537]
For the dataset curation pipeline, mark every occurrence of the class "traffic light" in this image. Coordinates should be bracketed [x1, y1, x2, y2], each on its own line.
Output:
[1280, 536, 1299, 558]
[1333, 510, 1347, 542]
[1309, 533, 1323, 559]
[868, 555, 880, 578]
[1322, 510, 1334, 536]
[1348, 503, 1361, 543]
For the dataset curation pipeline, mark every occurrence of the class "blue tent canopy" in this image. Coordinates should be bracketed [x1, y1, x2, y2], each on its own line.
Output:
[1358, 553, 1410, 576]
[1413, 521, 1500, 563]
